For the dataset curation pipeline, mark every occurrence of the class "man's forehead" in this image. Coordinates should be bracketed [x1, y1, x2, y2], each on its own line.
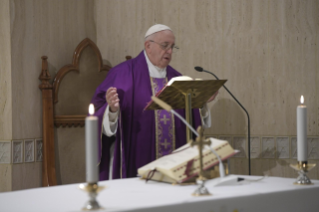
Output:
[154, 30, 175, 43]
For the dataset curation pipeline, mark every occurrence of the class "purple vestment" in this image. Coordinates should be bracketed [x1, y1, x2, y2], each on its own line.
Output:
[151, 77, 175, 158]
[91, 51, 202, 180]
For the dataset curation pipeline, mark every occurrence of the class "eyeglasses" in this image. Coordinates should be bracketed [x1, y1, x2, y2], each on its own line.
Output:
[149, 40, 179, 52]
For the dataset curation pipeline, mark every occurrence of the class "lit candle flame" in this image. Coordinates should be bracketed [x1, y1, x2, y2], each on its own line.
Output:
[89, 104, 95, 115]
[300, 95, 304, 104]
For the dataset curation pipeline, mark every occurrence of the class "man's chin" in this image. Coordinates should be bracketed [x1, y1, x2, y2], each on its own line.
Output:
[161, 61, 170, 68]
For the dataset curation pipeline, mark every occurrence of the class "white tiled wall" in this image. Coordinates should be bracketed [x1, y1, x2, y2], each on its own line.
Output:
[206, 134, 319, 179]
[35, 139, 43, 162]
[12, 140, 23, 164]
[0, 138, 42, 192]
[0, 141, 11, 164]
[0, 139, 40, 164]
[24, 140, 35, 163]
[276, 137, 289, 159]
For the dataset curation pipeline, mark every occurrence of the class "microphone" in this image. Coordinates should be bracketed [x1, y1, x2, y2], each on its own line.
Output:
[151, 96, 225, 178]
[194, 66, 203, 72]
[195, 66, 251, 175]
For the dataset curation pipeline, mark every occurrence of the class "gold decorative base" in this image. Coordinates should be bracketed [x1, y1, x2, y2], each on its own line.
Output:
[192, 176, 212, 196]
[79, 183, 105, 210]
[290, 161, 316, 185]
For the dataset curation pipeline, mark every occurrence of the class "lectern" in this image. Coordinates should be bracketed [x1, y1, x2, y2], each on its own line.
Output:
[146, 79, 227, 141]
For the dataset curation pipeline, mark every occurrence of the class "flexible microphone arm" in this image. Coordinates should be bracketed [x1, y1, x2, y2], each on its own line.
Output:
[195, 66, 251, 175]
[151, 96, 225, 178]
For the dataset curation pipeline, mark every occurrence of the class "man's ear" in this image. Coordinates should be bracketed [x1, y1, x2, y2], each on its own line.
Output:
[144, 40, 151, 51]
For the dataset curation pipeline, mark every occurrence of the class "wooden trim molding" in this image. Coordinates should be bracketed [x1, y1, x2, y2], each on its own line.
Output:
[39, 38, 113, 187]
[54, 115, 86, 127]
[52, 38, 112, 104]
[38, 56, 58, 187]
[39, 38, 132, 186]
[38, 56, 52, 90]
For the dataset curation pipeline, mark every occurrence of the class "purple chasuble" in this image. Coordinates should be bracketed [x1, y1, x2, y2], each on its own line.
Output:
[150, 78, 175, 158]
[91, 51, 202, 180]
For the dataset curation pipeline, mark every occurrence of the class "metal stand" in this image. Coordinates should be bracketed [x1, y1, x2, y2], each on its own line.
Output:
[290, 161, 316, 185]
[79, 183, 105, 210]
[185, 93, 192, 143]
[190, 126, 212, 196]
[192, 176, 211, 196]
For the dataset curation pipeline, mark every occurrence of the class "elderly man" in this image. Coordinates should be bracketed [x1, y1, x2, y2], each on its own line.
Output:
[91, 24, 214, 180]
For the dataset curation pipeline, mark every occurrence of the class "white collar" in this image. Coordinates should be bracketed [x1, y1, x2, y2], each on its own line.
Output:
[144, 50, 167, 78]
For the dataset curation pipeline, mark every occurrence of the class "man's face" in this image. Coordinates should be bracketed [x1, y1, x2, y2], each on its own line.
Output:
[145, 30, 175, 68]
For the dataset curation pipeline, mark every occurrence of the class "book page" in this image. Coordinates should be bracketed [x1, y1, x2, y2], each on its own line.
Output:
[205, 138, 227, 150]
[138, 138, 228, 172]
[166, 76, 193, 86]
[138, 143, 197, 172]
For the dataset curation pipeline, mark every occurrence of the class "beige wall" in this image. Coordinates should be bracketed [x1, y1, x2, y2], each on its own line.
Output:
[0, 0, 12, 139]
[96, 0, 319, 177]
[10, 0, 96, 140]
[0, 0, 96, 192]
[0, 0, 13, 192]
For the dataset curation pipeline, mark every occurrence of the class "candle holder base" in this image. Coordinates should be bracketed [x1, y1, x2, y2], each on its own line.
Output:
[192, 176, 212, 196]
[290, 161, 316, 185]
[79, 183, 105, 210]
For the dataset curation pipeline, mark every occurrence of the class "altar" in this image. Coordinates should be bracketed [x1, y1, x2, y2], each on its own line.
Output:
[1, 175, 319, 212]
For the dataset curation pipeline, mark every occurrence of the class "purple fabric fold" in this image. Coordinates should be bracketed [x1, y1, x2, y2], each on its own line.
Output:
[91, 51, 202, 180]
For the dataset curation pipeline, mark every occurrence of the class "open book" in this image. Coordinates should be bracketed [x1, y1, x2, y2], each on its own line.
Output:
[144, 76, 226, 110]
[166, 76, 194, 86]
[138, 137, 236, 184]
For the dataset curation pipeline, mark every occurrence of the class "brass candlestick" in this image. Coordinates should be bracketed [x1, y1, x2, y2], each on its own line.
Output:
[79, 183, 105, 210]
[189, 126, 212, 196]
[290, 161, 316, 185]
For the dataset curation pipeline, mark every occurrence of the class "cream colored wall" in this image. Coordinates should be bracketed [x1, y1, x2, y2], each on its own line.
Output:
[0, 0, 13, 192]
[0, 0, 96, 192]
[0, 0, 12, 140]
[10, 0, 96, 140]
[96, 0, 319, 177]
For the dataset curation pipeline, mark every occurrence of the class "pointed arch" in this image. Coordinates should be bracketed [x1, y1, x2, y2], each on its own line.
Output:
[52, 38, 111, 104]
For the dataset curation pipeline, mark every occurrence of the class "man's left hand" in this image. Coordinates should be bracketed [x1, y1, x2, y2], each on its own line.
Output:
[207, 91, 218, 103]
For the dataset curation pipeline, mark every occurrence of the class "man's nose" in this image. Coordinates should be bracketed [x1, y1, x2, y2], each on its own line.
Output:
[167, 47, 173, 54]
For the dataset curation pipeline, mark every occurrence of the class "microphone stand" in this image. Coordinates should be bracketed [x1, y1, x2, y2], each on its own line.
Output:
[195, 67, 251, 175]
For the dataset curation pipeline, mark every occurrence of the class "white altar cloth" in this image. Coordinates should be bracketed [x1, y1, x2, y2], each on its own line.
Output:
[1, 175, 319, 212]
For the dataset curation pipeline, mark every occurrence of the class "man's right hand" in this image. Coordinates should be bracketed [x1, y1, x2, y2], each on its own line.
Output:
[106, 87, 120, 112]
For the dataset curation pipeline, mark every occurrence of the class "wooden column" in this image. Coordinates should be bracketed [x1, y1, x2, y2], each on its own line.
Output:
[38, 56, 57, 186]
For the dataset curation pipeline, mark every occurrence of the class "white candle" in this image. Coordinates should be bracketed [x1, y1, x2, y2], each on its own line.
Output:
[85, 104, 98, 183]
[297, 95, 307, 162]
